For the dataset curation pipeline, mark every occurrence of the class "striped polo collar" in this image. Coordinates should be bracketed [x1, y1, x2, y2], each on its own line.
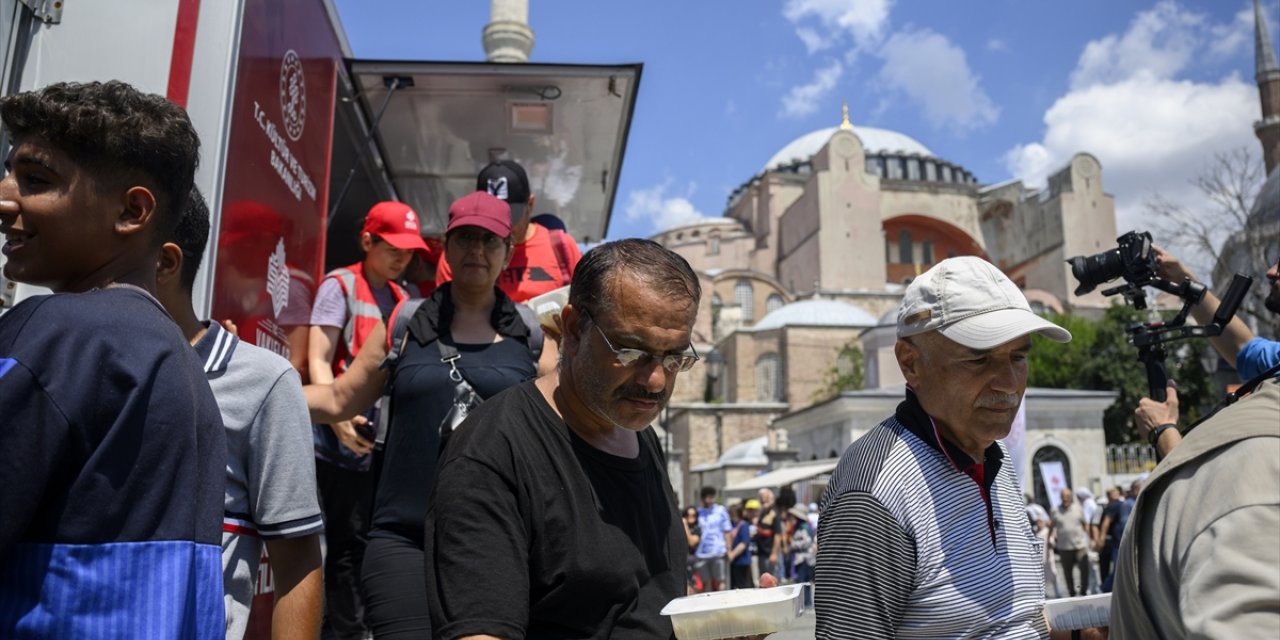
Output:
[896, 387, 1004, 478]
[194, 321, 240, 374]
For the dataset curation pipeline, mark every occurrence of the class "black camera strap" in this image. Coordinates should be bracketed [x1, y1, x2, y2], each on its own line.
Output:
[1183, 362, 1280, 435]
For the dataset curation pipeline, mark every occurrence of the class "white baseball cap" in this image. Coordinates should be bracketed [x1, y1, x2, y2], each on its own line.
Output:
[897, 256, 1071, 349]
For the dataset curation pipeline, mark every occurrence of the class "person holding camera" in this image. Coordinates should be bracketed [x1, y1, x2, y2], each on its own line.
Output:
[1111, 249, 1280, 638]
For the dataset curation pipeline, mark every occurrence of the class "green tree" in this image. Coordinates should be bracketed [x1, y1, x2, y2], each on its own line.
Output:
[1028, 305, 1213, 445]
[812, 338, 865, 403]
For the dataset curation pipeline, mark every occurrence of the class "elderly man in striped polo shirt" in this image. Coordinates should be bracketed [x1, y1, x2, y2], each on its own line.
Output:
[815, 257, 1096, 639]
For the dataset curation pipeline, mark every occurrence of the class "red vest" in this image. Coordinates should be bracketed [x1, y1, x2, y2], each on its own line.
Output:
[326, 261, 408, 375]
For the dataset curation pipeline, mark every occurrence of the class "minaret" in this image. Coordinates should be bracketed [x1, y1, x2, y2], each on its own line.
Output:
[1255, 0, 1280, 174]
[483, 0, 535, 63]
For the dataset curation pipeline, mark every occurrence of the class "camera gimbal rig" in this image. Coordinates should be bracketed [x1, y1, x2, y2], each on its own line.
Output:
[1102, 272, 1253, 402]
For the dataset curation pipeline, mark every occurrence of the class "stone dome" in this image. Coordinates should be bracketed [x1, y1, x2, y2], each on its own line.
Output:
[763, 125, 935, 172]
[718, 436, 769, 466]
[753, 299, 878, 330]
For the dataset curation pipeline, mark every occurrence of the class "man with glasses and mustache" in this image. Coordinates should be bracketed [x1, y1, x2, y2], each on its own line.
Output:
[425, 239, 699, 640]
[815, 256, 1099, 640]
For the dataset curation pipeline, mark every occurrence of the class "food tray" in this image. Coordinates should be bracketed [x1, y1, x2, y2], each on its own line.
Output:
[661, 583, 805, 640]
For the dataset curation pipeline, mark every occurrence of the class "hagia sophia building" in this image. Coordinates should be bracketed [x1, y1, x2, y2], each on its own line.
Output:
[656, 0, 1280, 508]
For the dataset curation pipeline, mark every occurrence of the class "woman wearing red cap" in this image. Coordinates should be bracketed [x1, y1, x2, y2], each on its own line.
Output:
[306, 191, 556, 639]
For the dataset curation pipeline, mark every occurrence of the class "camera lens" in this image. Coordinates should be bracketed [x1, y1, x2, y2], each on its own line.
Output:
[1067, 249, 1125, 295]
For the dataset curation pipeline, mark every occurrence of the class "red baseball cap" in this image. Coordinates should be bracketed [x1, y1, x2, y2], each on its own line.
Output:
[362, 201, 430, 255]
[447, 192, 512, 238]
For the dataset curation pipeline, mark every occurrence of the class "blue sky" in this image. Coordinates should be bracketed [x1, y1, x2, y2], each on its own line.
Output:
[334, 0, 1275, 251]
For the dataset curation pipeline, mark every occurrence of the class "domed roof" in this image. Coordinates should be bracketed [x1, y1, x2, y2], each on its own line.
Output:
[1248, 165, 1279, 225]
[763, 125, 935, 172]
[718, 436, 768, 466]
[753, 299, 878, 330]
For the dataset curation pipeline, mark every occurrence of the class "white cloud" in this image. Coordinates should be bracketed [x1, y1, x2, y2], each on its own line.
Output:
[795, 27, 834, 54]
[1206, 7, 1255, 60]
[783, 0, 894, 48]
[986, 38, 1008, 53]
[624, 180, 706, 233]
[1068, 0, 1239, 89]
[780, 59, 844, 118]
[877, 28, 999, 132]
[1003, 1, 1259, 237]
[779, 1, 997, 132]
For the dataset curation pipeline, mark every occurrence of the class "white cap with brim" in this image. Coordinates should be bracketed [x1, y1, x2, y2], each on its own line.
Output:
[897, 256, 1072, 349]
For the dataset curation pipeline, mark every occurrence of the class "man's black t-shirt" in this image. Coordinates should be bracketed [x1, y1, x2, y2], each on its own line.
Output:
[755, 508, 781, 558]
[1103, 500, 1123, 542]
[425, 380, 685, 640]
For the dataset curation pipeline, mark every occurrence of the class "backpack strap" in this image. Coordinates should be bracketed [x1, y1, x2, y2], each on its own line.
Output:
[547, 229, 575, 284]
[515, 303, 544, 362]
[374, 297, 427, 448]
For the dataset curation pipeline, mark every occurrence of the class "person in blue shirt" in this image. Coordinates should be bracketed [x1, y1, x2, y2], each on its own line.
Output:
[1135, 248, 1279, 456]
[0, 81, 225, 638]
[727, 501, 757, 589]
[694, 486, 733, 592]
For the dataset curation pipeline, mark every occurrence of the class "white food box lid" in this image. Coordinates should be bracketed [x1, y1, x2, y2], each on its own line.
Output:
[661, 584, 806, 640]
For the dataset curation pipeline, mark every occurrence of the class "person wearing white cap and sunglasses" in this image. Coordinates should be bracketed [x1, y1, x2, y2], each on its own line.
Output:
[814, 256, 1101, 639]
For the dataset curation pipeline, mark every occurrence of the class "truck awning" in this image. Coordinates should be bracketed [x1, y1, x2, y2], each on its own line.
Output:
[345, 60, 642, 243]
[722, 460, 839, 493]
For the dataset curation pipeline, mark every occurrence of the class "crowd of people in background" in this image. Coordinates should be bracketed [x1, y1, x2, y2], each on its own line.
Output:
[682, 486, 820, 607]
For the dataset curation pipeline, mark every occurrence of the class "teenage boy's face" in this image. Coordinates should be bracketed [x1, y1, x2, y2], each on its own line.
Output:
[0, 136, 120, 292]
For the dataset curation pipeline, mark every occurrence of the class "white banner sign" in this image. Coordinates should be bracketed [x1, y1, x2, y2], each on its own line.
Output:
[1002, 400, 1028, 489]
[1040, 461, 1067, 510]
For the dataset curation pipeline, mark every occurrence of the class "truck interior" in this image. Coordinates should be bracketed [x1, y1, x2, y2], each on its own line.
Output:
[323, 60, 642, 271]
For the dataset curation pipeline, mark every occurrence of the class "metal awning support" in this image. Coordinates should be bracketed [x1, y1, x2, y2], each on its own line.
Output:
[327, 75, 411, 226]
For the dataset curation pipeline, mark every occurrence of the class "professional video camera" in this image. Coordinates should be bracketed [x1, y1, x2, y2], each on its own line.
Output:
[1066, 230, 1253, 402]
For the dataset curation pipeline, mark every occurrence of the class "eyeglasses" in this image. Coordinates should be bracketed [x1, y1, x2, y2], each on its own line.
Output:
[449, 230, 509, 251]
[583, 309, 700, 373]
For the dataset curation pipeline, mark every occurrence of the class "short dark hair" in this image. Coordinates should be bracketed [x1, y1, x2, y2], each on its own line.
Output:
[700, 486, 717, 500]
[172, 187, 211, 293]
[568, 239, 700, 330]
[0, 80, 200, 240]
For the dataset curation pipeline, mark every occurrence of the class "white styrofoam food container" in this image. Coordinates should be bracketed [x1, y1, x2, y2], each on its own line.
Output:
[661, 583, 806, 640]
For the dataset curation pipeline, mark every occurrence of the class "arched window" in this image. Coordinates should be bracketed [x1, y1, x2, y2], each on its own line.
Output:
[708, 234, 720, 256]
[766, 294, 784, 314]
[906, 158, 921, 180]
[1031, 445, 1073, 509]
[898, 230, 913, 264]
[756, 352, 782, 401]
[924, 161, 937, 181]
[921, 240, 934, 264]
[735, 280, 754, 323]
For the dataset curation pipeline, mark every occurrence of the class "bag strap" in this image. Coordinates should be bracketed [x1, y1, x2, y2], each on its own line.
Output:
[515, 303, 544, 362]
[374, 297, 427, 448]
[547, 229, 574, 283]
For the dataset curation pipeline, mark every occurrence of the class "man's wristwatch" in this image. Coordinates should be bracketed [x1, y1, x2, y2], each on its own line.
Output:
[1149, 422, 1178, 447]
